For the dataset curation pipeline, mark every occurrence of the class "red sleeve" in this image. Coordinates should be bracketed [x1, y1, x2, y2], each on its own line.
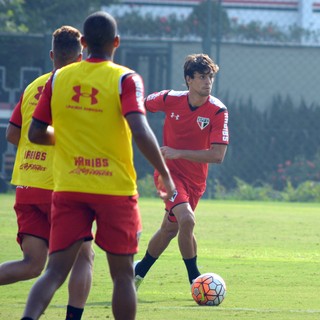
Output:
[210, 109, 229, 145]
[145, 90, 170, 112]
[9, 94, 23, 127]
[120, 73, 146, 116]
[32, 75, 53, 125]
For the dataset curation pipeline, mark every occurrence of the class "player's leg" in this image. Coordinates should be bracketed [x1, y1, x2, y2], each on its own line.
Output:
[66, 240, 95, 320]
[148, 211, 179, 257]
[22, 240, 83, 320]
[0, 234, 47, 285]
[107, 253, 136, 320]
[173, 202, 196, 258]
[134, 212, 178, 284]
[137, 213, 179, 264]
[0, 202, 50, 285]
[22, 191, 95, 319]
[173, 202, 200, 284]
[94, 194, 140, 319]
[148, 171, 180, 256]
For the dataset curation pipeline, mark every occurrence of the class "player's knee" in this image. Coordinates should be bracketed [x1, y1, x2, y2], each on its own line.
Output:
[47, 266, 70, 286]
[109, 260, 133, 283]
[22, 255, 46, 279]
[167, 229, 178, 240]
[24, 261, 45, 279]
[161, 222, 179, 240]
[179, 214, 195, 231]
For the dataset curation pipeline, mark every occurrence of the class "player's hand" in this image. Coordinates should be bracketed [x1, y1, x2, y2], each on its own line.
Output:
[156, 174, 176, 201]
[160, 146, 180, 159]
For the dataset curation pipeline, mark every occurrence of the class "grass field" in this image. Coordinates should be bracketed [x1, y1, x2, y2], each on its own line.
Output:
[0, 193, 319, 319]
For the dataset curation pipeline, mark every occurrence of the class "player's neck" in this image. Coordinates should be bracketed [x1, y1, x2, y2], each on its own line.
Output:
[188, 93, 208, 108]
[87, 53, 112, 60]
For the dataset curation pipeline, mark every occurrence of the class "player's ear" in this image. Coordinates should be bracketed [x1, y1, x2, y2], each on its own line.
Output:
[80, 36, 87, 48]
[77, 53, 83, 62]
[49, 50, 54, 62]
[114, 35, 120, 48]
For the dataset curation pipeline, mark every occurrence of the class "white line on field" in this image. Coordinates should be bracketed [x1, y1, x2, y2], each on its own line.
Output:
[157, 306, 320, 314]
[26, 303, 320, 315]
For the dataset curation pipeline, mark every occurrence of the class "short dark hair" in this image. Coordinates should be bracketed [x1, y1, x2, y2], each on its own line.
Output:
[83, 11, 117, 50]
[52, 26, 82, 64]
[184, 53, 219, 80]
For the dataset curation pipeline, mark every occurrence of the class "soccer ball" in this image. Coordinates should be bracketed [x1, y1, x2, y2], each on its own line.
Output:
[191, 273, 227, 306]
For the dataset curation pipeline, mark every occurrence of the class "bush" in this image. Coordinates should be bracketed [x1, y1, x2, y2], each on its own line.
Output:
[116, 1, 230, 40]
[137, 174, 320, 202]
[225, 178, 283, 201]
[223, 178, 320, 202]
[114, 4, 320, 44]
[137, 174, 157, 198]
[269, 153, 320, 190]
[282, 180, 320, 202]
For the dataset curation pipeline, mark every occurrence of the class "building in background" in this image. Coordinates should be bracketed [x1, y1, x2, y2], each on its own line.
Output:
[106, 0, 320, 33]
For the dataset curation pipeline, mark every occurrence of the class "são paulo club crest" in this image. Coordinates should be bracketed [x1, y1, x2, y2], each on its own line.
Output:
[197, 116, 210, 130]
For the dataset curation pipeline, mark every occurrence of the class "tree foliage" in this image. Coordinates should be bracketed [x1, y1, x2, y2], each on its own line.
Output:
[186, 0, 230, 39]
[115, 0, 230, 39]
[0, 0, 26, 32]
[0, 0, 118, 33]
[210, 95, 320, 192]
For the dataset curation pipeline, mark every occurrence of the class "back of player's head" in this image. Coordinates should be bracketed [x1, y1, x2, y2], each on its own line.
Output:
[83, 11, 117, 51]
[184, 53, 219, 80]
[52, 26, 82, 66]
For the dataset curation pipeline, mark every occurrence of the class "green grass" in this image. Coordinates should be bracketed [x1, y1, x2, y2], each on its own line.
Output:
[0, 194, 320, 319]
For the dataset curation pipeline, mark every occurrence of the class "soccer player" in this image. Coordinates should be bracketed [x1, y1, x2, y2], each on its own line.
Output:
[21, 11, 175, 320]
[3, 26, 94, 320]
[134, 53, 229, 289]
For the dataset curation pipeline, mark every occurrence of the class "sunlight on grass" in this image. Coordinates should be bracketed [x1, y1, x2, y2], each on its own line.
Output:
[0, 195, 319, 319]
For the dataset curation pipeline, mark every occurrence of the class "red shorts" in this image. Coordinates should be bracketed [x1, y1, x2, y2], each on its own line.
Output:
[154, 172, 204, 222]
[15, 186, 52, 204]
[50, 192, 142, 255]
[14, 202, 51, 247]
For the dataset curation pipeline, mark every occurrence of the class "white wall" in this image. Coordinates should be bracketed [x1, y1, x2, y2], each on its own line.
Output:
[105, 0, 320, 32]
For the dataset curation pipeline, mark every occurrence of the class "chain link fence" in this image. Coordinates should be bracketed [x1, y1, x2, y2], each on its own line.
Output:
[1, 1, 320, 195]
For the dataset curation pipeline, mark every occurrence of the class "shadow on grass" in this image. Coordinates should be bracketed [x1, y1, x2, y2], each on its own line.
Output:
[137, 297, 195, 306]
[30, 301, 113, 309]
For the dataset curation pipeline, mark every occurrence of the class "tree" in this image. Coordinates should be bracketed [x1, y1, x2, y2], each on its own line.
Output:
[0, 0, 119, 33]
[0, 0, 26, 32]
[186, 0, 230, 39]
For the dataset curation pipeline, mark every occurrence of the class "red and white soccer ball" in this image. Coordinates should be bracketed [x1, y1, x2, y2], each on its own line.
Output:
[191, 273, 227, 306]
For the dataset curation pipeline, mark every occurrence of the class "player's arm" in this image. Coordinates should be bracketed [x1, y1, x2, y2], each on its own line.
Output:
[6, 95, 23, 145]
[28, 75, 55, 145]
[144, 90, 170, 112]
[6, 123, 21, 146]
[160, 144, 228, 164]
[126, 112, 175, 200]
[28, 119, 55, 145]
[126, 112, 170, 173]
[121, 73, 175, 200]
[162, 108, 229, 163]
